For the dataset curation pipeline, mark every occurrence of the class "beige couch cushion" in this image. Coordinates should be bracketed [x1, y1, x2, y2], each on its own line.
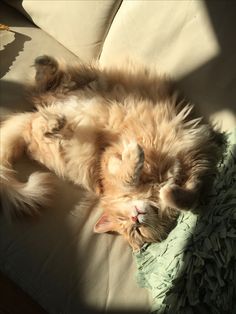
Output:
[5, 0, 122, 61]
[100, 0, 236, 131]
[101, 1, 218, 76]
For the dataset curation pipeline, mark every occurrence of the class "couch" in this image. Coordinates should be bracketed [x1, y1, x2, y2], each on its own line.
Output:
[0, 1, 235, 313]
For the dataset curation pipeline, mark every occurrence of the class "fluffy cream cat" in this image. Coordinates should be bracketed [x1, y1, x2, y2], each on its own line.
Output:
[0, 56, 224, 250]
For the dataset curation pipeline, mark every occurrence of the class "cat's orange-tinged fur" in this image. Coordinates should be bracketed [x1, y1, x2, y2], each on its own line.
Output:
[0, 56, 224, 250]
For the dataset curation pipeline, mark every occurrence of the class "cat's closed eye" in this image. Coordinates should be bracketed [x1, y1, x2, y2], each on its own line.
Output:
[117, 216, 127, 222]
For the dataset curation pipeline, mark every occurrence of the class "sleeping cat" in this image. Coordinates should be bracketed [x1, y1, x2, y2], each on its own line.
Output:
[0, 55, 224, 251]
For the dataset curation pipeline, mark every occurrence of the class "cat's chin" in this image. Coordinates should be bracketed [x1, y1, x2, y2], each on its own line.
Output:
[128, 238, 144, 252]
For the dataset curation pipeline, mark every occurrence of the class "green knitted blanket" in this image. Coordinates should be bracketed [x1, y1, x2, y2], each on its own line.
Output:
[135, 130, 236, 314]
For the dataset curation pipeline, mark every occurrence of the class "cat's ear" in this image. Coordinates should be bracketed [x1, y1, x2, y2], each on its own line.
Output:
[94, 213, 115, 233]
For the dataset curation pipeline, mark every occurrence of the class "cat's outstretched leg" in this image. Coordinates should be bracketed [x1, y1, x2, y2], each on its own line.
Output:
[33, 55, 97, 95]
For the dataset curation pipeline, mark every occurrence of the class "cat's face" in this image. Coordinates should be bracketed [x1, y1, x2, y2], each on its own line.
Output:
[95, 141, 181, 251]
[94, 197, 179, 251]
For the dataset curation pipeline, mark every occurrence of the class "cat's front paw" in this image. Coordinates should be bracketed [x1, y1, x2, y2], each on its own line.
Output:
[37, 112, 66, 138]
[159, 183, 197, 210]
[34, 55, 59, 91]
[45, 115, 66, 137]
[34, 55, 58, 73]
[122, 141, 144, 185]
[159, 183, 178, 207]
[122, 141, 144, 167]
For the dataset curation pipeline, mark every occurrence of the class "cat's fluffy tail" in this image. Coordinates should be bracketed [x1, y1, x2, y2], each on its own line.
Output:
[0, 113, 54, 218]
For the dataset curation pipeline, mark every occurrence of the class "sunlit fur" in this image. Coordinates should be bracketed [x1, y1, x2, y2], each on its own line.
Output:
[0, 56, 224, 250]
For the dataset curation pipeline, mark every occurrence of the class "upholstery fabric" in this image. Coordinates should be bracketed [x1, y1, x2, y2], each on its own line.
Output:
[5, 0, 122, 61]
[100, 1, 236, 131]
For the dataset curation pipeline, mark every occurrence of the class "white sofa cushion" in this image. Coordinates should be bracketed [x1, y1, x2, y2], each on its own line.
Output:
[100, 0, 236, 131]
[5, 0, 122, 61]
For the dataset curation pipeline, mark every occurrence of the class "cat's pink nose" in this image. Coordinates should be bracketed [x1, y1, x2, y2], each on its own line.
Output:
[131, 215, 138, 222]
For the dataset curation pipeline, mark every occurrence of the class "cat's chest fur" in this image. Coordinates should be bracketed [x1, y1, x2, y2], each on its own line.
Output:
[50, 94, 180, 191]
